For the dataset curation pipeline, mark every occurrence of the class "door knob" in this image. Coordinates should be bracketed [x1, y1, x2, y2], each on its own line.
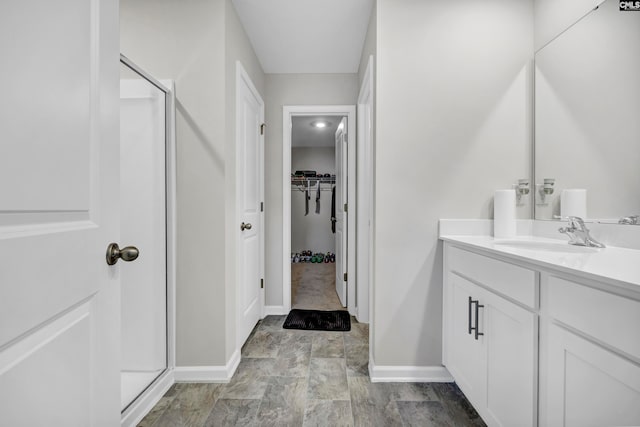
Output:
[106, 243, 139, 265]
[240, 222, 252, 231]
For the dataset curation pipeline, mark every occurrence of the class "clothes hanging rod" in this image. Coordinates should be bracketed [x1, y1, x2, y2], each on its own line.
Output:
[291, 177, 335, 184]
[291, 181, 335, 186]
[291, 182, 335, 191]
[291, 187, 334, 192]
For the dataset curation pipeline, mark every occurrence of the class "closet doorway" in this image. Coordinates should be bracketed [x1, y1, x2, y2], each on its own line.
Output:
[283, 106, 356, 315]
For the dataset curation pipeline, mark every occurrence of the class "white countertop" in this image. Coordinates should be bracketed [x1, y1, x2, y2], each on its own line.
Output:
[440, 234, 640, 292]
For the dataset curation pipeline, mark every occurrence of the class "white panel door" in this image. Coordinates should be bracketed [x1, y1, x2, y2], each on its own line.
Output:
[237, 65, 264, 346]
[0, 0, 120, 426]
[335, 118, 348, 307]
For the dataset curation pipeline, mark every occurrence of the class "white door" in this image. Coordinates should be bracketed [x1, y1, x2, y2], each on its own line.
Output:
[0, 1, 120, 426]
[335, 118, 348, 307]
[237, 64, 264, 346]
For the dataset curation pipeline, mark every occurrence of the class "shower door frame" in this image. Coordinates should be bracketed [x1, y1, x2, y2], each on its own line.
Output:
[119, 54, 177, 427]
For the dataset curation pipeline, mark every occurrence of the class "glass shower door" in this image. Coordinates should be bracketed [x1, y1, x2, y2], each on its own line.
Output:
[119, 56, 168, 412]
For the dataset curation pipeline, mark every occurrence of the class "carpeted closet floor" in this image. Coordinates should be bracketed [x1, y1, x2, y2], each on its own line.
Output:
[291, 263, 343, 311]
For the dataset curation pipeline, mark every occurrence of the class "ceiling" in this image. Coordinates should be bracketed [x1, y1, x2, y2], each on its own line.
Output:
[292, 116, 344, 148]
[231, 0, 374, 74]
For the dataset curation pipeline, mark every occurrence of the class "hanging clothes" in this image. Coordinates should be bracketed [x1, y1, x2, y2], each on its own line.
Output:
[304, 181, 310, 216]
[315, 182, 321, 214]
[331, 185, 336, 233]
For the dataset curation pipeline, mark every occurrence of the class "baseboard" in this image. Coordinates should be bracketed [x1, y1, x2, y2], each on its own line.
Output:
[368, 359, 454, 383]
[174, 350, 241, 383]
[121, 369, 174, 427]
[263, 305, 288, 316]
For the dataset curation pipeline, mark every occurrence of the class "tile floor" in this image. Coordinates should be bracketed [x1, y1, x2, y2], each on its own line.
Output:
[138, 264, 486, 426]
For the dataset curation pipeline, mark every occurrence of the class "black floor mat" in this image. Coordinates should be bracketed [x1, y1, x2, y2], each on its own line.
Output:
[283, 309, 351, 331]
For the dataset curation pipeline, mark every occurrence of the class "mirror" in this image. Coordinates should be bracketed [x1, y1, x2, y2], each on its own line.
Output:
[534, 0, 640, 224]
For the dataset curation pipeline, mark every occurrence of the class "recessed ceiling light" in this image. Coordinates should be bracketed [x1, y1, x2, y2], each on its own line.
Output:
[310, 120, 331, 129]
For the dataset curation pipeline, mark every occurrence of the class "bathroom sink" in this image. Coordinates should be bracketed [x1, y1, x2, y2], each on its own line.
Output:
[494, 240, 600, 254]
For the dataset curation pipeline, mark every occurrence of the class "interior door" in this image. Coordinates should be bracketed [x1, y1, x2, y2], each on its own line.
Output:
[0, 1, 120, 426]
[237, 65, 264, 346]
[335, 118, 348, 307]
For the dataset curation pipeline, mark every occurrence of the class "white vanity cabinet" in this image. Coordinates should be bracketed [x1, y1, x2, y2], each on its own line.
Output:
[443, 239, 640, 427]
[443, 245, 538, 427]
[541, 275, 640, 427]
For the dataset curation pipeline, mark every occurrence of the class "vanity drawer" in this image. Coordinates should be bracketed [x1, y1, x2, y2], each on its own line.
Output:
[447, 246, 538, 309]
[548, 276, 640, 359]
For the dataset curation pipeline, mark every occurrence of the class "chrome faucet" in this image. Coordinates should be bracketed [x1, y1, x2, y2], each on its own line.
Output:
[558, 216, 605, 248]
[618, 215, 639, 225]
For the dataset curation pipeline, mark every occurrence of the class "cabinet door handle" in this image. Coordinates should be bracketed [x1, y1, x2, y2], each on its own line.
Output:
[469, 296, 481, 335]
[468, 296, 472, 334]
[474, 302, 484, 340]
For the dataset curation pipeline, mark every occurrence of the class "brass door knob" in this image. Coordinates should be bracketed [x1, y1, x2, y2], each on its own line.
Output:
[106, 243, 140, 265]
[240, 222, 252, 231]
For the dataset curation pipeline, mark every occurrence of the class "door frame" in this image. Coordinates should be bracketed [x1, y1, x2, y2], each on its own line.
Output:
[334, 117, 348, 307]
[235, 61, 265, 350]
[118, 55, 177, 427]
[282, 105, 356, 315]
[356, 56, 374, 323]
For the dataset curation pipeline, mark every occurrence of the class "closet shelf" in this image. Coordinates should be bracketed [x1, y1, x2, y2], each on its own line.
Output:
[291, 176, 335, 192]
[291, 175, 335, 187]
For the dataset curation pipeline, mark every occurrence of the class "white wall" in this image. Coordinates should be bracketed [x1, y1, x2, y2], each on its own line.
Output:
[291, 148, 336, 254]
[534, 0, 602, 50]
[121, 0, 264, 367]
[373, 0, 533, 368]
[264, 74, 359, 306]
[358, 1, 377, 87]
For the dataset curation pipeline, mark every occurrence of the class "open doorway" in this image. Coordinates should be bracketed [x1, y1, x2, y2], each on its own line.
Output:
[282, 106, 356, 316]
[290, 115, 344, 311]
